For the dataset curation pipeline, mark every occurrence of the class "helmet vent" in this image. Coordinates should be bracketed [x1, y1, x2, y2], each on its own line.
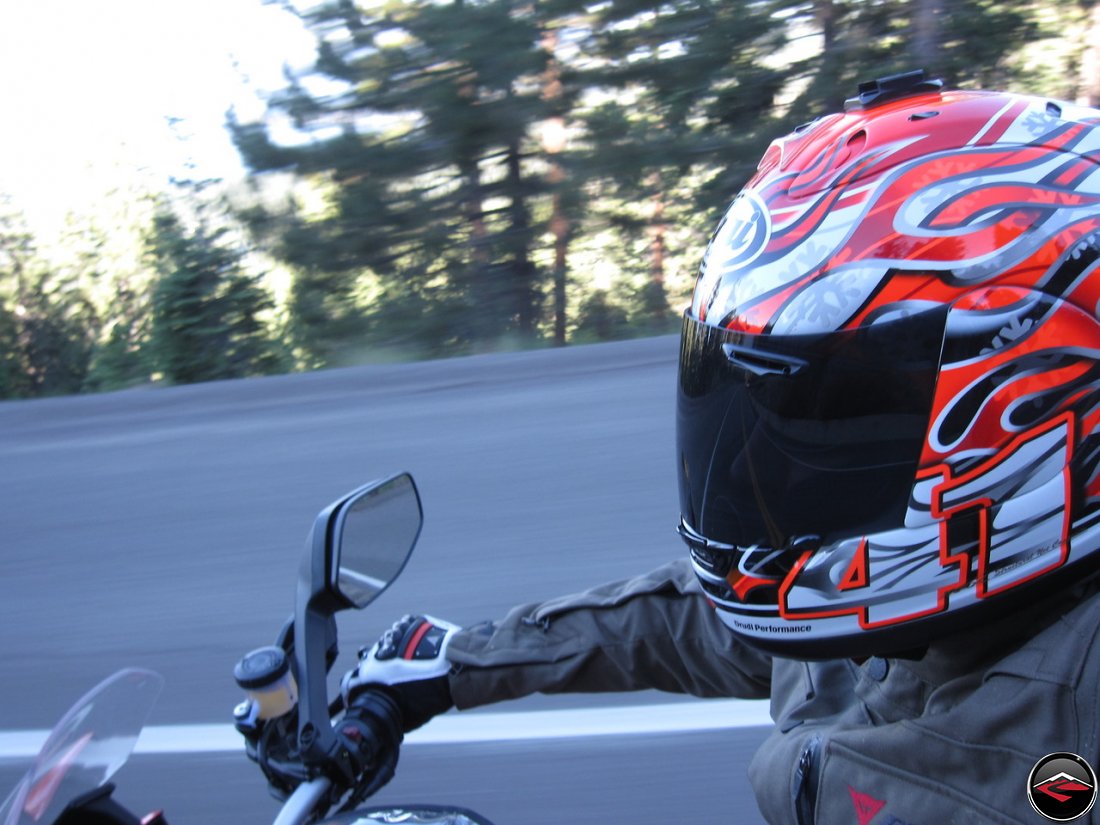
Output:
[757, 143, 782, 175]
[843, 129, 867, 161]
[722, 342, 808, 376]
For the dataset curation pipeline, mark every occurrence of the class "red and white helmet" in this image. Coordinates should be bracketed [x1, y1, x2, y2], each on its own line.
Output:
[677, 71, 1100, 658]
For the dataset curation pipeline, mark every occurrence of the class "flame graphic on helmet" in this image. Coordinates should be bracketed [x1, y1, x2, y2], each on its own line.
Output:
[696, 94, 1100, 336]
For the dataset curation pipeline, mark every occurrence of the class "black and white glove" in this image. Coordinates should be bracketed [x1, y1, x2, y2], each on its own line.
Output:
[342, 615, 461, 733]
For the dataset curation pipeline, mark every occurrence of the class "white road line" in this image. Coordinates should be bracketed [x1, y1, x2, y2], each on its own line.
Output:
[0, 699, 771, 759]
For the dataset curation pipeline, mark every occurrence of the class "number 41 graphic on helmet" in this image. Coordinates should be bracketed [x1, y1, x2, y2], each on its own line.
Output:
[779, 412, 1074, 629]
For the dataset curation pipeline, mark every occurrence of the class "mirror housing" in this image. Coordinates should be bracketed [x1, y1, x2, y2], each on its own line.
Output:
[294, 473, 423, 773]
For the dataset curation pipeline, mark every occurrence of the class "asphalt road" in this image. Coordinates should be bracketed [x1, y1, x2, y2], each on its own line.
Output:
[0, 335, 770, 824]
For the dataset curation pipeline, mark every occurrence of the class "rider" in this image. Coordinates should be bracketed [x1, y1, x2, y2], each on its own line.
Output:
[342, 72, 1100, 822]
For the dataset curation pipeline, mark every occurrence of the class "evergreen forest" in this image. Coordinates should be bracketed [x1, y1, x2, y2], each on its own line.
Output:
[2, 0, 1096, 398]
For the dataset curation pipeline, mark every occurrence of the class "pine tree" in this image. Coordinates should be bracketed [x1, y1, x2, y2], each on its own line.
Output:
[231, 0, 556, 359]
[56, 199, 159, 392]
[0, 198, 97, 398]
[146, 196, 281, 385]
[569, 0, 792, 328]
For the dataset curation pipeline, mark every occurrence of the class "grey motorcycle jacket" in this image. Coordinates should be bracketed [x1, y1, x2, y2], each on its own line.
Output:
[446, 558, 1100, 824]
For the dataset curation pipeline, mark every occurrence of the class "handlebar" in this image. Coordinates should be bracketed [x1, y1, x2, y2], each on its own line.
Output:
[273, 778, 332, 825]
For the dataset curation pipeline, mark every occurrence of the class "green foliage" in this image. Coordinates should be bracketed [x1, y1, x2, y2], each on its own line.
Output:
[574, 289, 631, 342]
[232, 0, 797, 358]
[285, 264, 370, 367]
[12, 272, 97, 397]
[0, 200, 97, 398]
[233, 0, 569, 361]
[55, 212, 156, 393]
[787, 0, 1047, 118]
[84, 317, 149, 392]
[3, 0, 1083, 395]
[145, 198, 284, 384]
[231, 0, 560, 362]
[0, 304, 21, 397]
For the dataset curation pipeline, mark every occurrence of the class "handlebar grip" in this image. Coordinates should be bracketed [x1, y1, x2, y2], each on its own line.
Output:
[328, 689, 403, 810]
[345, 688, 404, 752]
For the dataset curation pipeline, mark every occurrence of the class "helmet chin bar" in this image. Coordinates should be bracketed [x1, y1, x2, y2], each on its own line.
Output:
[690, 414, 1092, 660]
[712, 546, 1100, 662]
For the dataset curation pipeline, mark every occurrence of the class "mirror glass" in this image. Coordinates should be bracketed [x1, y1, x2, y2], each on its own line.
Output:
[333, 473, 422, 609]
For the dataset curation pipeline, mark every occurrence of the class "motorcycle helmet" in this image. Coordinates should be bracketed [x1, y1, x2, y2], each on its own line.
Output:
[677, 70, 1100, 659]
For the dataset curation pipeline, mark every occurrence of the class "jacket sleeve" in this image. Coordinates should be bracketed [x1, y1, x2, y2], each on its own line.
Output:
[445, 557, 773, 710]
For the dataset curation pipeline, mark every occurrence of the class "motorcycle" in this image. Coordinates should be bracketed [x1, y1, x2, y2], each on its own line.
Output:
[0, 473, 495, 825]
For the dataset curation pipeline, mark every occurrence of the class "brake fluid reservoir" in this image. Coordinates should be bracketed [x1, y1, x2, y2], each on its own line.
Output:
[234, 646, 298, 720]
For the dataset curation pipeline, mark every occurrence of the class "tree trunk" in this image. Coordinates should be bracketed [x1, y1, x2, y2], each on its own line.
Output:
[815, 0, 844, 111]
[458, 153, 492, 338]
[505, 136, 538, 337]
[551, 180, 568, 346]
[910, 0, 944, 78]
[645, 170, 669, 327]
[1079, 2, 1100, 106]
[542, 28, 569, 346]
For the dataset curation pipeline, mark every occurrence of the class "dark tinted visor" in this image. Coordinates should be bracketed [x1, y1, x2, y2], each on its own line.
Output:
[677, 306, 948, 549]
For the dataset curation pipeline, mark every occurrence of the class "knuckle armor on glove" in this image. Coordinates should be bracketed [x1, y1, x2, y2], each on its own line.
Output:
[342, 614, 460, 732]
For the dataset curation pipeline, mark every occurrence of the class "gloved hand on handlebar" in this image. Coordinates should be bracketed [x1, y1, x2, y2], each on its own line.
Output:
[333, 687, 404, 805]
[239, 677, 408, 807]
[342, 614, 460, 733]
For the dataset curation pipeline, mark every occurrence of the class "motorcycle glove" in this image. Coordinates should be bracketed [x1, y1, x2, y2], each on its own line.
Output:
[334, 688, 404, 808]
[342, 614, 460, 733]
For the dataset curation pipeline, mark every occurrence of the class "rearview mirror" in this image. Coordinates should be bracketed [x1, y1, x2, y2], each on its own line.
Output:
[330, 472, 422, 609]
[295, 472, 423, 770]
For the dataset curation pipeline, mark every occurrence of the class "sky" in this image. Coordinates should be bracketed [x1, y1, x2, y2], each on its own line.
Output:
[0, 0, 317, 234]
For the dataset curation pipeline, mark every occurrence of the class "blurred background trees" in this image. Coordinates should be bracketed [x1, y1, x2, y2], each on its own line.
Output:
[0, 0, 1092, 397]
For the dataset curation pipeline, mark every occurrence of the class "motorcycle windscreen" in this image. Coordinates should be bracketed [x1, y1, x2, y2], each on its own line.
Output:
[677, 305, 948, 550]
